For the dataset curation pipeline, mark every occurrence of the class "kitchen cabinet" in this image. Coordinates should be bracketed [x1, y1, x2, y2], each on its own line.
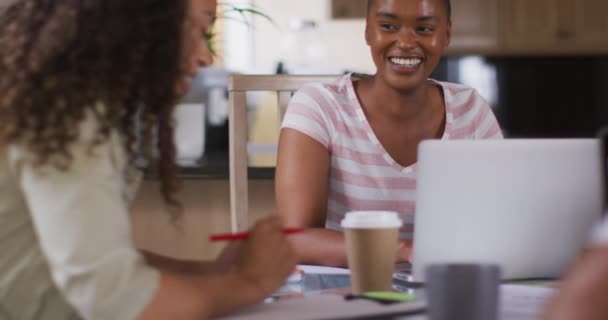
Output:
[573, 0, 608, 49]
[503, 0, 608, 54]
[327, 0, 608, 55]
[503, 0, 561, 49]
[448, 0, 500, 53]
[331, 0, 367, 19]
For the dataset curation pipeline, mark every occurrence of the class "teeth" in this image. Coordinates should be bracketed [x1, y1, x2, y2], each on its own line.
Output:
[390, 57, 422, 67]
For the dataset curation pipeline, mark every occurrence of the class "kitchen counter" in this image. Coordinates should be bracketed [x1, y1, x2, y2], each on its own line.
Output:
[143, 151, 275, 180]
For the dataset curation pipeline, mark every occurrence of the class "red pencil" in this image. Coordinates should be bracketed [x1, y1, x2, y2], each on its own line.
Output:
[209, 228, 304, 242]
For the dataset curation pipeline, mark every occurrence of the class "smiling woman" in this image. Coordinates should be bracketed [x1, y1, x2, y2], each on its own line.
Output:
[275, 0, 502, 268]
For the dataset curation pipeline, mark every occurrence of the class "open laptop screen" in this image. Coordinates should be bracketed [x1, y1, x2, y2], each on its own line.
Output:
[412, 140, 603, 281]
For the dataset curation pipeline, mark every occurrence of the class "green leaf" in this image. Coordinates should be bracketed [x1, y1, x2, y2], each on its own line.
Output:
[205, 2, 276, 55]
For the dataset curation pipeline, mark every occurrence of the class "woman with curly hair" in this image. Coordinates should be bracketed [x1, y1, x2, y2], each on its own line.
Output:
[0, 0, 296, 319]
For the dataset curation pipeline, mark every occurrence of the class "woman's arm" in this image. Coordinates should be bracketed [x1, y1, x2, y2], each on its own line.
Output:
[275, 128, 352, 267]
[140, 240, 244, 275]
[275, 129, 412, 266]
[139, 271, 259, 320]
[139, 217, 296, 320]
[544, 245, 608, 320]
[140, 250, 219, 274]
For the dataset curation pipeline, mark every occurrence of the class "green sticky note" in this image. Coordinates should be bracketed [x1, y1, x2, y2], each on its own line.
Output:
[362, 291, 416, 302]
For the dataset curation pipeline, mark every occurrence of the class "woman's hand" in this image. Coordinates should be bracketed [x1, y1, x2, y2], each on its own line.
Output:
[234, 216, 298, 297]
[396, 240, 413, 263]
[213, 242, 243, 272]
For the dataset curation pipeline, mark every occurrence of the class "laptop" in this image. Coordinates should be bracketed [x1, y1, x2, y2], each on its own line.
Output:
[411, 139, 603, 281]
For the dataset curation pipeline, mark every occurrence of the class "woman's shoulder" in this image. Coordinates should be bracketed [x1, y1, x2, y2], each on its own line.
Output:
[8, 104, 126, 172]
[432, 80, 489, 112]
[286, 74, 361, 127]
[431, 80, 483, 99]
[294, 74, 355, 104]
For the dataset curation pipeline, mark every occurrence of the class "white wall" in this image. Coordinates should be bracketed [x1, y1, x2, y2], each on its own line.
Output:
[248, 0, 376, 74]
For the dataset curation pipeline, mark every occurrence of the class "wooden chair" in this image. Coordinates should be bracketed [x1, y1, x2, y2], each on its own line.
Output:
[228, 74, 340, 232]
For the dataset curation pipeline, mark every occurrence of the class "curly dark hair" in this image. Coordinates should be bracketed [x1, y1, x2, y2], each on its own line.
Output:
[0, 0, 188, 216]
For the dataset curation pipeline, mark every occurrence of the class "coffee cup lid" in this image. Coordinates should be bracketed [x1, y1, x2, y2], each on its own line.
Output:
[341, 211, 403, 229]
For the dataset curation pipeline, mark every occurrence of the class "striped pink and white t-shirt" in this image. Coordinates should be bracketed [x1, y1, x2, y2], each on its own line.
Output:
[281, 73, 503, 238]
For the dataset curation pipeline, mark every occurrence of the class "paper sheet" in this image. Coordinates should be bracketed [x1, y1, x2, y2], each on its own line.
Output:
[217, 294, 426, 320]
[500, 284, 556, 320]
[296, 264, 351, 275]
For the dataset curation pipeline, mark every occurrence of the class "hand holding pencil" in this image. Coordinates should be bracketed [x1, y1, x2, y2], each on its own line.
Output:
[229, 216, 298, 298]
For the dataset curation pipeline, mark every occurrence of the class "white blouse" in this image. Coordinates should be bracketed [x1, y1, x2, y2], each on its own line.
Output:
[0, 111, 159, 320]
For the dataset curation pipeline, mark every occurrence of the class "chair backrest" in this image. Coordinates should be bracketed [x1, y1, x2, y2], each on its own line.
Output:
[228, 74, 340, 232]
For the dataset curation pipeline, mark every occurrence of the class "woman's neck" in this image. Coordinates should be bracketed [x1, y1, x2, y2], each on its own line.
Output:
[357, 76, 433, 123]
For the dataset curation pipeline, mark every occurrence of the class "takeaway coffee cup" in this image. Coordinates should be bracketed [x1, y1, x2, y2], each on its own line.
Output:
[341, 211, 403, 294]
